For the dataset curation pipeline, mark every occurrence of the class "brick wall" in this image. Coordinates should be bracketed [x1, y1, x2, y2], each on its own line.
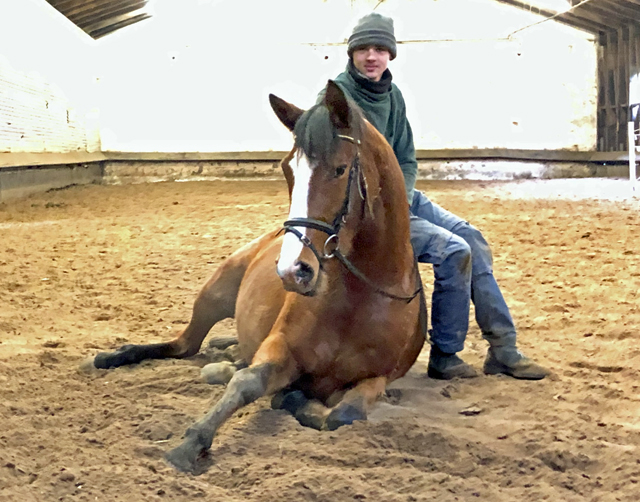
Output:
[0, 59, 100, 153]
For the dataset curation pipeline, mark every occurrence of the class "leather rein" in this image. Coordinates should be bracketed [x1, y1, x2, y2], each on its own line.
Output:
[282, 134, 422, 303]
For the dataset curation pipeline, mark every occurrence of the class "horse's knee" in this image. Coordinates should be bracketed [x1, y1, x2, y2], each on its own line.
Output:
[227, 364, 273, 407]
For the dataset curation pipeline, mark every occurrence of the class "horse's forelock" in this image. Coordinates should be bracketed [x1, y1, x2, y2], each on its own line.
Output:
[293, 101, 364, 165]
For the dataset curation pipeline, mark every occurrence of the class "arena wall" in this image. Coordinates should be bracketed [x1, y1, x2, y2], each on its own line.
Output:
[0, 0, 615, 202]
[0, 0, 100, 154]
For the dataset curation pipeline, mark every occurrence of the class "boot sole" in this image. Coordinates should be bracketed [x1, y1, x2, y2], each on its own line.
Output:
[428, 366, 478, 380]
[484, 361, 548, 380]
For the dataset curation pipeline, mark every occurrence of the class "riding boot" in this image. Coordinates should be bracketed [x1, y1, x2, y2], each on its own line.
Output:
[427, 345, 478, 380]
[471, 272, 549, 380]
[483, 341, 550, 380]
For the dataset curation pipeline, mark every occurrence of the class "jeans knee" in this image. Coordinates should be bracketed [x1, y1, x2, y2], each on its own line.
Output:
[436, 245, 472, 290]
[449, 246, 472, 277]
[453, 222, 492, 271]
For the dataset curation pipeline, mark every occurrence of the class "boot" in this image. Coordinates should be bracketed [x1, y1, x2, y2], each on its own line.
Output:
[483, 346, 549, 380]
[428, 346, 478, 380]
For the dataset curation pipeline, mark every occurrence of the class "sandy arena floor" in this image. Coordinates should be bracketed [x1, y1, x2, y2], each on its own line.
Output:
[1, 178, 639, 502]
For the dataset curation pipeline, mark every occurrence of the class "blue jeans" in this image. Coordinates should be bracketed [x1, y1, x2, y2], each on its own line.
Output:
[410, 190, 517, 354]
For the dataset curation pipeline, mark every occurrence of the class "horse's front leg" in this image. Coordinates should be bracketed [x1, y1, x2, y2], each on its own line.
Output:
[89, 232, 277, 370]
[271, 376, 388, 431]
[165, 333, 298, 474]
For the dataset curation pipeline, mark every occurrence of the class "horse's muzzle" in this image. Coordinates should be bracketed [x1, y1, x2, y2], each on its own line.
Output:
[277, 260, 318, 296]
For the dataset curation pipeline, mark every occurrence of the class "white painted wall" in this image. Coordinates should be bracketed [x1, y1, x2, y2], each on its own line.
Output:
[0, 0, 597, 154]
[0, 0, 101, 153]
[95, 0, 597, 152]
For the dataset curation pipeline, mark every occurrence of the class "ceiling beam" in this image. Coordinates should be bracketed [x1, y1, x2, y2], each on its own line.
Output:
[64, 0, 146, 21]
[72, 2, 148, 27]
[82, 7, 149, 33]
[495, 0, 613, 34]
[91, 13, 150, 39]
[580, 1, 640, 25]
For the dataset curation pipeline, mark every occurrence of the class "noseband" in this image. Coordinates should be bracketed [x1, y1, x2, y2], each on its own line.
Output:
[282, 134, 422, 303]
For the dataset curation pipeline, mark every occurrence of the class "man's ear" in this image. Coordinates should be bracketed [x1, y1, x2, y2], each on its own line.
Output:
[269, 94, 304, 131]
[324, 80, 350, 130]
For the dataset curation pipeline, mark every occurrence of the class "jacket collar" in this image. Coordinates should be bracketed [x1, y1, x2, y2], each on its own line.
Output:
[347, 59, 392, 95]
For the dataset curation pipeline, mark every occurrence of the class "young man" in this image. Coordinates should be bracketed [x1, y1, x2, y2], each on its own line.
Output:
[321, 12, 548, 380]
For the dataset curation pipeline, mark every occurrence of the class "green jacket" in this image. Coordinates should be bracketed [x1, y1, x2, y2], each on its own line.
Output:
[319, 62, 418, 204]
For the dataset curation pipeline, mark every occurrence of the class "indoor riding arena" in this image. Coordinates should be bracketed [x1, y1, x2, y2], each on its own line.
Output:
[2, 1, 640, 502]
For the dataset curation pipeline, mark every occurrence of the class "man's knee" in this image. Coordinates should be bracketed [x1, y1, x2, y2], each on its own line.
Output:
[452, 222, 493, 270]
[443, 245, 472, 278]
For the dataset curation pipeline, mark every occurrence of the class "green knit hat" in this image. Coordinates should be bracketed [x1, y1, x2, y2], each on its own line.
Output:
[347, 12, 397, 60]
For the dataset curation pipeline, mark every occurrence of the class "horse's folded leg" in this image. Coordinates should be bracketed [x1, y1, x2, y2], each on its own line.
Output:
[271, 389, 308, 414]
[165, 362, 277, 474]
[271, 389, 330, 430]
[295, 399, 330, 430]
[322, 376, 387, 431]
[323, 398, 367, 431]
[93, 342, 175, 369]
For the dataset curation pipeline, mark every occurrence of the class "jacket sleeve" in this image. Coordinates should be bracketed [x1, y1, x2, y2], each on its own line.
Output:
[392, 90, 418, 205]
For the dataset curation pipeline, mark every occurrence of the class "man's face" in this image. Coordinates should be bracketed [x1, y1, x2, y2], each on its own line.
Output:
[352, 46, 391, 82]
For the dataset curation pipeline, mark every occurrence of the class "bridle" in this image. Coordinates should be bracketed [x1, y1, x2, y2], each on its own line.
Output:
[282, 134, 422, 303]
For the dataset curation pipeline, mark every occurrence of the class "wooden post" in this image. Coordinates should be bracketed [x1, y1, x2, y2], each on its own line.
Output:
[629, 117, 637, 192]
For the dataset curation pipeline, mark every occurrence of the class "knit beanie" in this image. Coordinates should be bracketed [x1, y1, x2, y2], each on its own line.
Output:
[347, 12, 397, 60]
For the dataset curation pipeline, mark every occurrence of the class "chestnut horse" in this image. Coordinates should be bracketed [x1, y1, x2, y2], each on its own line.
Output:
[90, 81, 426, 473]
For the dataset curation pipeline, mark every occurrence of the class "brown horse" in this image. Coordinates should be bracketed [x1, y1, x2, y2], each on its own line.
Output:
[90, 81, 426, 473]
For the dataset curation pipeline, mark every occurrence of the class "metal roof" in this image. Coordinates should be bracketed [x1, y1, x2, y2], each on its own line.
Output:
[45, 0, 152, 39]
[497, 0, 640, 36]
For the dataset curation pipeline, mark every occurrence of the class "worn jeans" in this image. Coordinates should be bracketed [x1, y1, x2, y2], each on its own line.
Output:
[409, 190, 517, 354]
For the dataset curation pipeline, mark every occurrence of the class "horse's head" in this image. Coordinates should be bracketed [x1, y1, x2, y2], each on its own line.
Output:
[269, 81, 381, 296]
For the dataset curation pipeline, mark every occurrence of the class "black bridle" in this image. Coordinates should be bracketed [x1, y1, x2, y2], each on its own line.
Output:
[282, 134, 422, 303]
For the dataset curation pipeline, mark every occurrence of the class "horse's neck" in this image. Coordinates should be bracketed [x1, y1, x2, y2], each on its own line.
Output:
[351, 159, 414, 282]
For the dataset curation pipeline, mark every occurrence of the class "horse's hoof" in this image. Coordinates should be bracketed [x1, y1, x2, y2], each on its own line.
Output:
[294, 401, 329, 430]
[165, 442, 202, 474]
[323, 403, 366, 431]
[271, 389, 308, 415]
[92, 345, 139, 369]
[92, 352, 114, 369]
[78, 356, 104, 374]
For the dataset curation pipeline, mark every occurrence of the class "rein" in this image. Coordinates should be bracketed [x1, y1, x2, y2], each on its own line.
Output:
[282, 134, 422, 303]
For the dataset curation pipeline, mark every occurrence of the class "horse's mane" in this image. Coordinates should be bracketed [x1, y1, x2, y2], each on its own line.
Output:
[293, 96, 365, 165]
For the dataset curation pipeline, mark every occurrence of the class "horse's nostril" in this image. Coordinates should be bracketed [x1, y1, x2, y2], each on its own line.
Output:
[295, 262, 314, 284]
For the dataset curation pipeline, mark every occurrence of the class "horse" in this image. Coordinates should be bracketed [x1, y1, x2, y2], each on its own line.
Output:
[89, 81, 427, 474]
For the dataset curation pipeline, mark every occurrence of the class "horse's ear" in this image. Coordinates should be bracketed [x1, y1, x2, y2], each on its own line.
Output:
[280, 149, 295, 203]
[324, 80, 350, 130]
[269, 94, 304, 132]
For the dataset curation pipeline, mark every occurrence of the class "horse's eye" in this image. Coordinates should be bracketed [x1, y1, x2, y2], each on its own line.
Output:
[335, 165, 347, 178]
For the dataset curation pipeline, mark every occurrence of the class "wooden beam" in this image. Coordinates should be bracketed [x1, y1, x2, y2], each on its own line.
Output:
[73, 2, 148, 27]
[90, 13, 151, 38]
[494, 0, 606, 33]
[559, 12, 613, 33]
[565, 3, 626, 29]
[67, 0, 147, 23]
[83, 9, 147, 32]
[599, 0, 640, 17]
[580, 2, 640, 28]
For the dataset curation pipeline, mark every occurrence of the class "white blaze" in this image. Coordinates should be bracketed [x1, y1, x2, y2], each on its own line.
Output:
[277, 151, 313, 275]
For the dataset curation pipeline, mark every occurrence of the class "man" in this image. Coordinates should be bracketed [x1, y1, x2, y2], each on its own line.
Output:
[320, 12, 548, 380]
